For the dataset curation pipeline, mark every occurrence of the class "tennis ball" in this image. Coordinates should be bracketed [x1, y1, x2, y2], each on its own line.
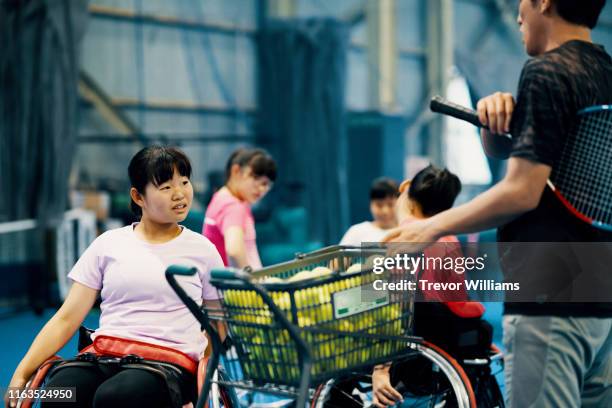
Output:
[320, 303, 333, 322]
[298, 316, 313, 327]
[319, 341, 332, 358]
[288, 270, 311, 282]
[255, 315, 271, 325]
[334, 356, 349, 370]
[289, 266, 333, 282]
[346, 263, 362, 274]
[274, 330, 291, 345]
[309, 266, 333, 279]
[360, 347, 372, 363]
[250, 336, 265, 358]
[364, 254, 385, 271]
[262, 276, 284, 283]
[271, 292, 291, 310]
[336, 319, 354, 332]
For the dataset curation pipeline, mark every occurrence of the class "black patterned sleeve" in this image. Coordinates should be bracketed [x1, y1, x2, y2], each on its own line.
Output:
[509, 59, 573, 166]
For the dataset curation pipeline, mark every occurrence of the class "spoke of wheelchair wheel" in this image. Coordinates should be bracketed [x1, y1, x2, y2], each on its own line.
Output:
[335, 385, 367, 405]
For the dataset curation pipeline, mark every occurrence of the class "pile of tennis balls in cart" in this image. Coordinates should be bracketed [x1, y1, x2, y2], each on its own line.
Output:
[222, 256, 406, 384]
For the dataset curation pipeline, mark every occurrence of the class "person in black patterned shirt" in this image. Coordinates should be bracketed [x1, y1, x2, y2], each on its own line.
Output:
[384, 1, 611, 407]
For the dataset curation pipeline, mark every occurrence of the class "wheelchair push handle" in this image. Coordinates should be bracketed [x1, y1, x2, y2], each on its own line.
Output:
[210, 268, 251, 281]
[166, 264, 197, 277]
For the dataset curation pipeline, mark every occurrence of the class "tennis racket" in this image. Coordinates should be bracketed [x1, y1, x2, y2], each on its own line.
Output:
[430, 95, 612, 232]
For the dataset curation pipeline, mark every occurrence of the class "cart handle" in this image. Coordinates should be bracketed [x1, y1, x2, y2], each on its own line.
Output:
[210, 268, 251, 281]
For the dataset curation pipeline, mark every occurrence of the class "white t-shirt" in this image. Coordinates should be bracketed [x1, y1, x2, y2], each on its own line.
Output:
[339, 221, 389, 246]
[68, 224, 223, 361]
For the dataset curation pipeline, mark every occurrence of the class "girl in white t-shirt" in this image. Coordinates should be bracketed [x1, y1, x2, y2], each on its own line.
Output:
[6, 146, 224, 408]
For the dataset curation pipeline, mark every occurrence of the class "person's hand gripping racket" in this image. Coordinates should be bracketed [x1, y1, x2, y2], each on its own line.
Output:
[476, 92, 516, 159]
[383, 92, 516, 248]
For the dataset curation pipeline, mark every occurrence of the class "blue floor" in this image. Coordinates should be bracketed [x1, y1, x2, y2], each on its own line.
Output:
[0, 308, 100, 387]
[1, 303, 505, 400]
[482, 301, 504, 347]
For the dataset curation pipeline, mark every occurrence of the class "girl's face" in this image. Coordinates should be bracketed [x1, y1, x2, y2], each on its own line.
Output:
[231, 165, 272, 204]
[133, 168, 193, 224]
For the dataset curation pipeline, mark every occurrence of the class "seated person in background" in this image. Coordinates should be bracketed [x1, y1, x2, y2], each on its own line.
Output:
[373, 164, 488, 408]
[340, 178, 399, 245]
[203, 148, 276, 270]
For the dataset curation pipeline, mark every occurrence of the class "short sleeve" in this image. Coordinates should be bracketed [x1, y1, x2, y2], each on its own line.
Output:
[201, 248, 224, 300]
[339, 225, 358, 245]
[218, 202, 248, 233]
[67, 236, 104, 290]
[509, 59, 573, 166]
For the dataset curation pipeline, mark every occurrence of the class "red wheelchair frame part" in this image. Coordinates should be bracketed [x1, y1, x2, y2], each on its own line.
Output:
[18, 356, 61, 408]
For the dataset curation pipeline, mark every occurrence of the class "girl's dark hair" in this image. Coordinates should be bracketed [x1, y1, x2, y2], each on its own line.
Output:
[225, 148, 277, 183]
[128, 145, 192, 216]
[408, 164, 461, 217]
[370, 177, 399, 200]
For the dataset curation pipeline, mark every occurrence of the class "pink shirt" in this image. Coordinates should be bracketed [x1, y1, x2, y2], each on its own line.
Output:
[67, 224, 223, 361]
[203, 189, 262, 269]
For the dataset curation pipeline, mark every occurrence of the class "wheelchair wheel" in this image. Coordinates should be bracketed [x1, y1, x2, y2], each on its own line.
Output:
[471, 373, 504, 408]
[462, 365, 504, 408]
[311, 340, 476, 408]
[461, 344, 505, 408]
[201, 366, 240, 408]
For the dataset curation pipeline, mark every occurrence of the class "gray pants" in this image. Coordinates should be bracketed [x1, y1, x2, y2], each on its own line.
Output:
[503, 315, 612, 408]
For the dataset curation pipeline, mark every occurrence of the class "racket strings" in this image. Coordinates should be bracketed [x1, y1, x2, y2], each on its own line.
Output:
[552, 109, 612, 225]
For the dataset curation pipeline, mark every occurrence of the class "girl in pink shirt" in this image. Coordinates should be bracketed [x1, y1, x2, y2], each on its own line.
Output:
[204, 148, 277, 270]
[7, 146, 223, 408]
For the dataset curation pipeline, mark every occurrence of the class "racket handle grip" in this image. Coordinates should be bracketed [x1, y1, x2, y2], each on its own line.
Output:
[430, 95, 486, 129]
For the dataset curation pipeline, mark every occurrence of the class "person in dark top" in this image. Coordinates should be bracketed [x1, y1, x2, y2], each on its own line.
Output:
[384, 1, 611, 406]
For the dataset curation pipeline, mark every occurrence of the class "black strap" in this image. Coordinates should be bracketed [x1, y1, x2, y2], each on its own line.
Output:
[46, 354, 187, 408]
